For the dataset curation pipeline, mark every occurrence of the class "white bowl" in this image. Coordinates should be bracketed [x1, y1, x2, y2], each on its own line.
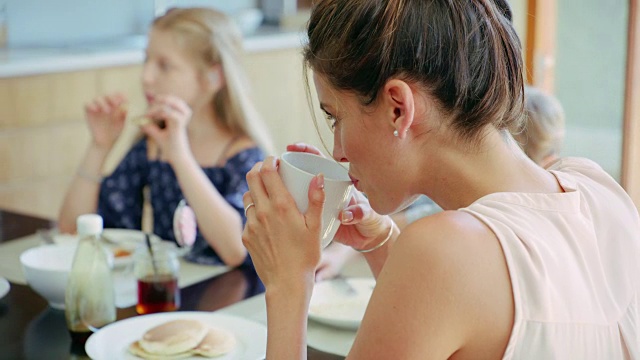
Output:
[53, 228, 156, 268]
[20, 244, 77, 309]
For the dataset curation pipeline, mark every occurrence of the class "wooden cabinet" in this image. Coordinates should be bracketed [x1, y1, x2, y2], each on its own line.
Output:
[0, 46, 332, 219]
[0, 71, 100, 219]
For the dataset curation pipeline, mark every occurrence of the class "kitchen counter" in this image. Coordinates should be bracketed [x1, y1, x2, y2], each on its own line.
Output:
[0, 25, 306, 78]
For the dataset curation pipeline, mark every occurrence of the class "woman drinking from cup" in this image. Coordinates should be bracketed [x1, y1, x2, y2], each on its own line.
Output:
[241, 0, 640, 358]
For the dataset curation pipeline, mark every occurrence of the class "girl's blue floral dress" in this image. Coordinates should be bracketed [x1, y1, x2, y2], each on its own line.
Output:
[98, 139, 263, 266]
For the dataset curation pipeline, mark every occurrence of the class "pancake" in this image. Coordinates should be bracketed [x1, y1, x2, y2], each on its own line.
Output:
[192, 327, 236, 358]
[138, 319, 209, 356]
[129, 341, 193, 359]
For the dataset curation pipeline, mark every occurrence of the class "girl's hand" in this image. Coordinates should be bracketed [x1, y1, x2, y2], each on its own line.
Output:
[242, 156, 325, 292]
[139, 94, 192, 164]
[84, 93, 128, 150]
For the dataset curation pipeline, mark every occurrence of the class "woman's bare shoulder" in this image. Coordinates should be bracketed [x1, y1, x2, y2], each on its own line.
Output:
[401, 210, 493, 244]
[348, 211, 514, 359]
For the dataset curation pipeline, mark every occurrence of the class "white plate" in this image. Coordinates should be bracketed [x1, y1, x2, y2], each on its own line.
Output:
[85, 312, 267, 360]
[308, 277, 375, 330]
[0, 276, 10, 299]
[102, 229, 167, 267]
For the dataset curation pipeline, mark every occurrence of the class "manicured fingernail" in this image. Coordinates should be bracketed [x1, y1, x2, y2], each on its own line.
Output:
[341, 210, 353, 224]
[316, 173, 325, 189]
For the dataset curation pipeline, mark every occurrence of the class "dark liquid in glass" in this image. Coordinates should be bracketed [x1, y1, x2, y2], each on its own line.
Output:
[68, 330, 92, 345]
[136, 274, 180, 314]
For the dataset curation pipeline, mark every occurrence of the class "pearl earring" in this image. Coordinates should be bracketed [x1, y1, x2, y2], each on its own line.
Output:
[393, 130, 399, 137]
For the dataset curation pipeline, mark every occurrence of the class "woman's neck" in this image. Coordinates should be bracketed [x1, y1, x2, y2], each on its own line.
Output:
[416, 129, 562, 211]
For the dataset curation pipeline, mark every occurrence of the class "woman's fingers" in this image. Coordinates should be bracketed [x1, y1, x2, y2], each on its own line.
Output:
[256, 156, 326, 235]
[340, 192, 371, 224]
[246, 162, 269, 210]
[286, 143, 324, 157]
[340, 203, 369, 224]
[258, 156, 293, 204]
[242, 192, 255, 216]
[304, 174, 325, 235]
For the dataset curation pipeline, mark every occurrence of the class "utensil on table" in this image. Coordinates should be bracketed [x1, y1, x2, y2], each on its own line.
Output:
[144, 233, 158, 277]
[36, 229, 55, 245]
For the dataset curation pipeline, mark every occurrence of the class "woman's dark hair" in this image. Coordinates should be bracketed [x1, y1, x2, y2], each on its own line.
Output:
[303, 0, 524, 144]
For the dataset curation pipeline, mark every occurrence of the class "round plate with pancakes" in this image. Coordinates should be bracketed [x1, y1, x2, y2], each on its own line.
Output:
[85, 312, 267, 360]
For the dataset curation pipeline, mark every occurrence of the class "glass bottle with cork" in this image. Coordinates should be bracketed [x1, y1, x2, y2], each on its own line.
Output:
[64, 214, 116, 345]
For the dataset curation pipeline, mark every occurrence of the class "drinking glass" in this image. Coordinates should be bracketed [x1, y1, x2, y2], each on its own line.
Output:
[133, 242, 180, 314]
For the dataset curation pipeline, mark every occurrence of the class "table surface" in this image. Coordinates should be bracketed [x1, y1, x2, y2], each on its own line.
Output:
[0, 209, 345, 360]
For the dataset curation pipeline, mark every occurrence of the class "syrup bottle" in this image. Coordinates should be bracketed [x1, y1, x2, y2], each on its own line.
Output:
[64, 214, 115, 345]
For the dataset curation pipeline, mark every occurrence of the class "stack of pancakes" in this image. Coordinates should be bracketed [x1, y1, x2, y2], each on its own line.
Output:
[129, 319, 236, 359]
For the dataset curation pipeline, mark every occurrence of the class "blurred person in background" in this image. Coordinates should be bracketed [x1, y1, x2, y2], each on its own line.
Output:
[58, 8, 273, 267]
[512, 85, 566, 168]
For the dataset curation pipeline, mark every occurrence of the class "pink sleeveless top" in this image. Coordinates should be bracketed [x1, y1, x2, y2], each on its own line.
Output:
[461, 158, 640, 359]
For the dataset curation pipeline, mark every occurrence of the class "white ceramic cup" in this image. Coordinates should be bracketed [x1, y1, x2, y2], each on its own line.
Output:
[278, 152, 353, 248]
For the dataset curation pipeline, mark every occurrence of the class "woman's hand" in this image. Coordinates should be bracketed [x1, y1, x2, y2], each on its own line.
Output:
[84, 93, 128, 150]
[286, 143, 324, 156]
[334, 192, 395, 251]
[287, 142, 394, 252]
[242, 156, 325, 292]
[139, 95, 192, 164]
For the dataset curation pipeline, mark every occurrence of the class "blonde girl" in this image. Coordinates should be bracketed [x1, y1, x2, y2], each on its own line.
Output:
[58, 8, 272, 267]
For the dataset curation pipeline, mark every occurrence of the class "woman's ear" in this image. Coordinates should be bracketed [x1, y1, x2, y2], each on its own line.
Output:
[383, 79, 415, 139]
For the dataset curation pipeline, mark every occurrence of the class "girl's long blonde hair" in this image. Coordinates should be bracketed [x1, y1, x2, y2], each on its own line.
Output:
[153, 7, 274, 154]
